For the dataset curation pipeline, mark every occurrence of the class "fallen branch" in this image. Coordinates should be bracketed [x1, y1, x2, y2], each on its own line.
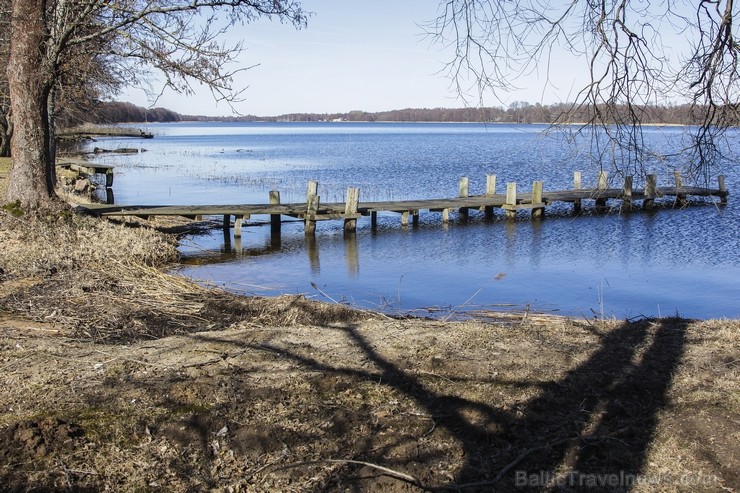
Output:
[261, 458, 424, 489]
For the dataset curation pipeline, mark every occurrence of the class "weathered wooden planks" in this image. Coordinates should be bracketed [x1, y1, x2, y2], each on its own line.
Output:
[78, 173, 729, 237]
[57, 160, 115, 187]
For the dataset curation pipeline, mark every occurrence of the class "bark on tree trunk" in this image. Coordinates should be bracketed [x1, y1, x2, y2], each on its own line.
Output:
[6, 0, 56, 208]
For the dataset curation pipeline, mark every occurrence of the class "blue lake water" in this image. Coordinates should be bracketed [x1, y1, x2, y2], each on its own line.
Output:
[85, 122, 740, 320]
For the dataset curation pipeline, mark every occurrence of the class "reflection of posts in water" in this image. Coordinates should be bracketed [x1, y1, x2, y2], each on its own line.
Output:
[306, 234, 320, 273]
[344, 231, 359, 277]
[270, 225, 281, 251]
[530, 218, 543, 269]
[504, 219, 517, 266]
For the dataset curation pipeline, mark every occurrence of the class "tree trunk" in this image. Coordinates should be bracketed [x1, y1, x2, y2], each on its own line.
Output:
[6, 0, 55, 209]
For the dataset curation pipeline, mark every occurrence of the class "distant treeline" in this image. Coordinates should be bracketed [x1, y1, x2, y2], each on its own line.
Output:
[90, 101, 183, 123]
[89, 100, 730, 125]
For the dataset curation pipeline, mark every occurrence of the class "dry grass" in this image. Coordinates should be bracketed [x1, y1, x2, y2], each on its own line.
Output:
[0, 210, 368, 342]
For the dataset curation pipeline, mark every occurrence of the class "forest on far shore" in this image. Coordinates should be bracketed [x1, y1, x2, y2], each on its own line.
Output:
[91, 100, 731, 126]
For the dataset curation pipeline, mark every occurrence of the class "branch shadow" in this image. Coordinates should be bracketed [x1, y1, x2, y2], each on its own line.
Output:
[192, 316, 689, 491]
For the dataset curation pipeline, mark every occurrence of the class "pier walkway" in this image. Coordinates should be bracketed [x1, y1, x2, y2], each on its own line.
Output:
[78, 171, 729, 237]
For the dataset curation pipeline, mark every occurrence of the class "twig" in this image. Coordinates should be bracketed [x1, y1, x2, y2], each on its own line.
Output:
[310, 282, 340, 304]
[93, 350, 171, 369]
[0, 354, 33, 371]
[262, 458, 424, 488]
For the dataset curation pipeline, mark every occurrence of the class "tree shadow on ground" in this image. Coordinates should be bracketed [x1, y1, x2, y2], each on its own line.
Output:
[219, 317, 689, 491]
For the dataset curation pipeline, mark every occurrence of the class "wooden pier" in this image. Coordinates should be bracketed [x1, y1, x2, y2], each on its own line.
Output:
[79, 171, 728, 237]
[58, 159, 115, 187]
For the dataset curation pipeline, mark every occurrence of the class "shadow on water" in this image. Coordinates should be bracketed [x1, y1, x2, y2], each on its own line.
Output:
[183, 316, 688, 491]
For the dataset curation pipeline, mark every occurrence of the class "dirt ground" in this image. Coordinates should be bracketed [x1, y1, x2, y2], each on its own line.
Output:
[0, 177, 738, 491]
[1, 309, 738, 492]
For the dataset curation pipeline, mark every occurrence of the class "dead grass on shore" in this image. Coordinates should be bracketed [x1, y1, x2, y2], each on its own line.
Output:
[0, 210, 366, 342]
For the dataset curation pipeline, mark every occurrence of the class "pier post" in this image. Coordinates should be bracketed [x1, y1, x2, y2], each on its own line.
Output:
[234, 214, 250, 238]
[505, 182, 517, 220]
[401, 211, 410, 226]
[643, 174, 657, 210]
[485, 175, 497, 217]
[371, 211, 378, 229]
[459, 176, 469, 219]
[718, 175, 727, 204]
[622, 176, 633, 211]
[674, 171, 688, 206]
[595, 171, 608, 211]
[531, 181, 544, 219]
[598, 171, 608, 190]
[485, 175, 497, 196]
[573, 171, 582, 213]
[442, 208, 450, 223]
[269, 190, 281, 235]
[344, 187, 360, 234]
[306, 180, 319, 235]
[222, 215, 232, 252]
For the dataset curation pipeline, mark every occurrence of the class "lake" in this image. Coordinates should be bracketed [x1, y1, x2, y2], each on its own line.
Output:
[84, 122, 740, 320]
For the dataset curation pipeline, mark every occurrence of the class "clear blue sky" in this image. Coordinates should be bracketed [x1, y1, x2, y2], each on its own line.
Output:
[122, 1, 582, 116]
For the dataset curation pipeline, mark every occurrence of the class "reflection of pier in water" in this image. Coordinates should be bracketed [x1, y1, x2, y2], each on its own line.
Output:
[186, 226, 361, 277]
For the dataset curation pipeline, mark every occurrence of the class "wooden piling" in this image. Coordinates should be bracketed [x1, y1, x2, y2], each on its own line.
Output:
[622, 176, 633, 211]
[505, 182, 517, 220]
[485, 174, 497, 217]
[594, 171, 609, 210]
[269, 190, 281, 234]
[598, 171, 608, 190]
[371, 210, 378, 229]
[573, 171, 582, 213]
[344, 187, 359, 233]
[401, 211, 410, 226]
[486, 175, 497, 196]
[719, 175, 727, 204]
[459, 176, 469, 219]
[234, 214, 250, 238]
[644, 174, 657, 210]
[674, 171, 688, 206]
[306, 181, 319, 235]
[532, 181, 544, 219]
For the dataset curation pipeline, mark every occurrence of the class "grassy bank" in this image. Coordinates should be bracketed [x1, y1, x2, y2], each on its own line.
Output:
[0, 202, 738, 491]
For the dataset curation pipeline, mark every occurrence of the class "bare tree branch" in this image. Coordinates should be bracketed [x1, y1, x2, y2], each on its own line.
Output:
[427, 0, 739, 181]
